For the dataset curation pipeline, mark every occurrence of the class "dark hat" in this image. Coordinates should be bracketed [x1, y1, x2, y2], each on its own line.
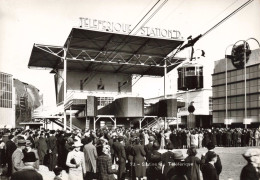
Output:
[17, 139, 26, 146]
[206, 151, 217, 161]
[22, 152, 38, 162]
[118, 136, 124, 142]
[206, 142, 215, 150]
[50, 130, 55, 134]
[173, 151, 184, 160]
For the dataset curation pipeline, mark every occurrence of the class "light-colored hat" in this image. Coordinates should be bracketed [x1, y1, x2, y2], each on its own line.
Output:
[243, 148, 260, 158]
[173, 150, 184, 160]
[72, 141, 83, 147]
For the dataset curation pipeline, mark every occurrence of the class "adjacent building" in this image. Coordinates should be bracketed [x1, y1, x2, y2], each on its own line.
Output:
[212, 48, 260, 127]
[0, 72, 42, 128]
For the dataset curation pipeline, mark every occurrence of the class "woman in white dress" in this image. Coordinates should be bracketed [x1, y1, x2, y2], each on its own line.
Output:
[66, 141, 86, 180]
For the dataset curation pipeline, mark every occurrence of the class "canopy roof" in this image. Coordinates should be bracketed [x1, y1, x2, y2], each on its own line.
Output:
[28, 28, 184, 76]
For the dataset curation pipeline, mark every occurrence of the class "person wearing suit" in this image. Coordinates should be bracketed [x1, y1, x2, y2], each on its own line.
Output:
[132, 138, 146, 180]
[144, 136, 154, 162]
[10, 152, 43, 180]
[12, 139, 26, 174]
[203, 142, 222, 176]
[113, 136, 126, 180]
[47, 130, 58, 171]
[240, 148, 260, 180]
[97, 144, 118, 180]
[83, 137, 97, 175]
[25, 140, 40, 170]
[37, 133, 48, 165]
[5, 135, 17, 177]
[201, 152, 219, 180]
[146, 142, 163, 180]
[185, 146, 201, 180]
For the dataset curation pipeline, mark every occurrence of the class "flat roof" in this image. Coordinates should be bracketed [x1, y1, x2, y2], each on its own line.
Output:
[28, 28, 184, 76]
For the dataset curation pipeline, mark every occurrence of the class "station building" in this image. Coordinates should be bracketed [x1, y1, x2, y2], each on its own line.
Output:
[28, 27, 185, 130]
[212, 48, 260, 127]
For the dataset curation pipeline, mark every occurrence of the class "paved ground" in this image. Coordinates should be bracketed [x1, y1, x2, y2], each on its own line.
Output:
[0, 146, 255, 180]
[188, 146, 250, 180]
[160, 146, 250, 180]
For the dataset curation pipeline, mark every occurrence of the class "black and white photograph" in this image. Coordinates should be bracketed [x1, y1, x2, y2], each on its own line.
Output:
[0, 0, 260, 179]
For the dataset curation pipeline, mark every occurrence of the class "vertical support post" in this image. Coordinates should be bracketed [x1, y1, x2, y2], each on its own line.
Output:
[70, 107, 72, 132]
[225, 55, 228, 129]
[177, 108, 180, 130]
[244, 42, 247, 129]
[114, 118, 117, 129]
[164, 59, 167, 130]
[139, 119, 142, 129]
[93, 117, 96, 131]
[63, 47, 67, 131]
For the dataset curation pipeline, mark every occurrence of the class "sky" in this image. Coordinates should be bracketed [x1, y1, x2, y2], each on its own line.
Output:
[0, 0, 260, 107]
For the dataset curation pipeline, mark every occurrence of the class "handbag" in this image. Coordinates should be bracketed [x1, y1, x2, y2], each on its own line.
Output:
[70, 158, 76, 165]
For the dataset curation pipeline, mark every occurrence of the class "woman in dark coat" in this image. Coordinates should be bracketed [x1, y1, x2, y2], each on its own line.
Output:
[132, 138, 146, 180]
[184, 146, 201, 180]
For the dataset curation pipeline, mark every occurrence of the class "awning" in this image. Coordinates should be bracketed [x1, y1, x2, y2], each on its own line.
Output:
[28, 28, 184, 76]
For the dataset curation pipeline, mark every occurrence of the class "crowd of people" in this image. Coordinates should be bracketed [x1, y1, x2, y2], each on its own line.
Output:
[0, 126, 260, 180]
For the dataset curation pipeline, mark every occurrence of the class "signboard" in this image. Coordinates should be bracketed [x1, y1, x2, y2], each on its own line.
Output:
[79, 17, 182, 39]
[243, 118, 251, 125]
[224, 119, 232, 125]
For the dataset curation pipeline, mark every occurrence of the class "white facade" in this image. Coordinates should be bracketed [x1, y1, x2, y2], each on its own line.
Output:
[176, 89, 212, 116]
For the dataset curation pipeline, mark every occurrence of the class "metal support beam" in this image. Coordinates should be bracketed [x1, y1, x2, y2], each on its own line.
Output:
[63, 47, 67, 130]
[164, 59, 167, 130]
[93, 117, 96, 131]
[244, 41, 247, 129]
[70, 107, 72, 132]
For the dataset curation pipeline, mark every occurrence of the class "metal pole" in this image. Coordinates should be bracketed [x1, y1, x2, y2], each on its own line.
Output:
[225, 44, 234, 129]
[244, 42, 247, 129]
[164, 59, 167, 130]
[93, 117, 96, 131]
[177, 108, 179, 130]
[225, 55, 228, 129]
[114, 118, 117, 129]
[70, 107, 72, 132]
[63, 48, 67, 131]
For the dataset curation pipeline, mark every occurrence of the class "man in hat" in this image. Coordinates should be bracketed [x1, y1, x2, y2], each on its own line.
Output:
[240, 148, 260, 180]
[113, 136, 126, 180]
[83, 136, 97, 177]
[202, 141, 222, 176]
[10, 152, 43, 180]
[201, 151, 219, 180]
[37, 133, 48, 165]
[12, 139, 26, 174]
[25, 140, 39, 170]
[144, 136, 154, 162]
[48, 130, 58, 171]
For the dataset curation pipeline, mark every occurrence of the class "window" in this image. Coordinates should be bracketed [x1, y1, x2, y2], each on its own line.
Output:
[97, 97, 114, 107]
[0, 73, 12, 108]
